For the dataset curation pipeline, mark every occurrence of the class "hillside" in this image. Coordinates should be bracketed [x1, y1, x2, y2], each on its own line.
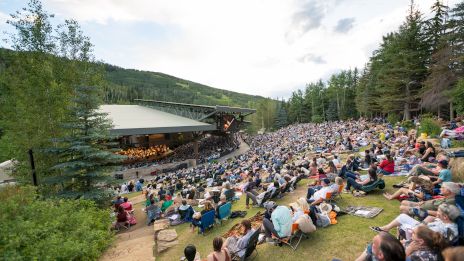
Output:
[103, 64, 265, 108]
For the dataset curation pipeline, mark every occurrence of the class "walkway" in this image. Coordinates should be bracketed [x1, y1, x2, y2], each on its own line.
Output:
[100, 194, 155, 261]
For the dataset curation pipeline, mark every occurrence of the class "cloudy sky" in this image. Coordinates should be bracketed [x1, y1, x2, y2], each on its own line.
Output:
[0, 0, 460, 98]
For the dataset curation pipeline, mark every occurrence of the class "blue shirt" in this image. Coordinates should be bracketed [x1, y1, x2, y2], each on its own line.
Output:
[438, 169, 452, 182]
[271, 206, 292, 238]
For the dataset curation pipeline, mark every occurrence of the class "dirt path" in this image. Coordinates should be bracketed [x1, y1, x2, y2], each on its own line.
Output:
[100, 194, 155, 261]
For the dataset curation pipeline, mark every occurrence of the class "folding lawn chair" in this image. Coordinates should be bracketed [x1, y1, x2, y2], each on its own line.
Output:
[231, 229, 260, 261]
[199, 210, 215, 235]
[271, 223, 307, 251]
[218, 202, 232, 225]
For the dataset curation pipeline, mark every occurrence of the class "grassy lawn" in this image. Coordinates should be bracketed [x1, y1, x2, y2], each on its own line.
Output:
[156, 176, 406, 261]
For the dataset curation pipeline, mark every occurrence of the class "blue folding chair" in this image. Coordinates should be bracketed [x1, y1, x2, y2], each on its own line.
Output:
[199, 210, 215, 235]
[218, 202, 232, 225]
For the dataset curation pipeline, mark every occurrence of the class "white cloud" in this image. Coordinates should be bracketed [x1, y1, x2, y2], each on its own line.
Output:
[40, 0, 463, 98]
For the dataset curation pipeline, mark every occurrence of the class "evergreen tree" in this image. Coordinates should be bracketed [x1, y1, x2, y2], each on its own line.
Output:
[274, 100, 289, 129]
[422, 0, 453, 116]
[45, 84, 125, 203]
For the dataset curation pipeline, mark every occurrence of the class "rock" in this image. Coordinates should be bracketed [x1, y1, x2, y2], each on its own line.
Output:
[153, 219, 169, 232]
[450, 157, 464, 181]
[157, 239, 179, 253]
[157, 229, 177, 242]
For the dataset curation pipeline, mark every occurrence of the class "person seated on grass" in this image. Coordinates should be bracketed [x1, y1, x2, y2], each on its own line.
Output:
[377, 154, 395, 175]
[339, 158, 362, 180]
[371, 203, 459, 241]
[262, 205, 292, 242]
[120, 197, 133, 212]
[404, 225, 447, 261]
[408, 160, 452, 187]
[113, 205, 129, 230]
[343, 167, 377, 194]
[421, 141, 437, 163]
[442, 246, 464, 261]
[161, 194, 174, 213]
[383, 178, 433, 202]
[191, 200, 214, 232]
[355, 231, 405, 261]
[362, 149, 374, 169]
[224, 219, 255, 259]
[207, 237, 230, 261]
[145, 199, 161, 225]
[307, 178, 343, 206]
[399, 182, 459, 220]
[216, 195, 228, 217]
[178, 200, 194, 222]
[221, 182, 235, 201]
[180, 244, 201, 261]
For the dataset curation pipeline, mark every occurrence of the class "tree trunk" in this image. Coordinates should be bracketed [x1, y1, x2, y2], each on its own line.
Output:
[450, 102, 454, 120]
[404, 84, 411, 120]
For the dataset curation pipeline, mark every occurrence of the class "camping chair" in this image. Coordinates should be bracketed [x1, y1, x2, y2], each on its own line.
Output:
[325, 192, 334, 204]
[270, 187, 281, 199]
[199, 210, 215, 235]
[231, 229, 260, 261]
[271, 223, 306, 251]
[327, 185, 344, 203]
[218, 202, 232, 225]
[258, 190, 273, 207]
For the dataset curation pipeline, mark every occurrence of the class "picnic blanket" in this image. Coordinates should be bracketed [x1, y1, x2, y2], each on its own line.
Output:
[384, 171, 409, 177]
[344, 206, 383, 218]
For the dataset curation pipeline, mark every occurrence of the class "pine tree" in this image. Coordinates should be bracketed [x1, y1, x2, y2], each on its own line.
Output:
[422, 0, 453, 117]
[46, 84, 125, 203]
[274, 100, 289, 129]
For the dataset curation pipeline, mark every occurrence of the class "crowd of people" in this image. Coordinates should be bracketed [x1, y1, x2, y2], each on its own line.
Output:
[110, 117, 464, 260]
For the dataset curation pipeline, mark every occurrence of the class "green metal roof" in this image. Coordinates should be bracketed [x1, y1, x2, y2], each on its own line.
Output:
[100, 105, 216, 135]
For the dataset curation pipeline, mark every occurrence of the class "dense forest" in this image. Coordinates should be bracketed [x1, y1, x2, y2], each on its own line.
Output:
[284, 1, 464, 124]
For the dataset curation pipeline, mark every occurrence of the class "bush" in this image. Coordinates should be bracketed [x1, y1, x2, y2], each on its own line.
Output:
[400, 120, 415, 131]
[387, 114, 400, 125]
[0, 185, 114, 260]
[418, 118, 442, 137]
[311, 115, 324, 123]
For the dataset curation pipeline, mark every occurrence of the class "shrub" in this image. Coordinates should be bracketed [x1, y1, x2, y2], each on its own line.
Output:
[418, 118, 442, 137]
[311, 115, 324, 123]
[387, 114, 400, 125]
[400, 120, 415, 131]
[0, 185, 114, 260]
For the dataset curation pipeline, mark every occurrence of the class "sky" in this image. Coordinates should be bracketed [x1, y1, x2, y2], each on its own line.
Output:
[0, 0, 460, 98]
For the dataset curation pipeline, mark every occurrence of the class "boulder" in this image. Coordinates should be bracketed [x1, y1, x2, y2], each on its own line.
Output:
[450, 157, 464, 181]
[153, 219, 169, 232]
[157, 229, 177, 242]
[157, 239, 179, 253]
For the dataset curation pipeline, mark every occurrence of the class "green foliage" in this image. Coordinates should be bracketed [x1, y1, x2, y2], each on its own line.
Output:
[418, 118, 442, 137]
[400, 120, 415, 130]
[387, 113, 400, 125]
[44, 85, 126, 205]
[311, 115, 324, 123]
[274, 101, 289, 129]
[0, 185, 113, 260]
[451, 139, 464, 148]
[452, 79, 464, 115]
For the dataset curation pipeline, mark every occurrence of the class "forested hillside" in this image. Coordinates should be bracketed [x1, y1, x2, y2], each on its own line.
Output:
[103, 65, 265, 108]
